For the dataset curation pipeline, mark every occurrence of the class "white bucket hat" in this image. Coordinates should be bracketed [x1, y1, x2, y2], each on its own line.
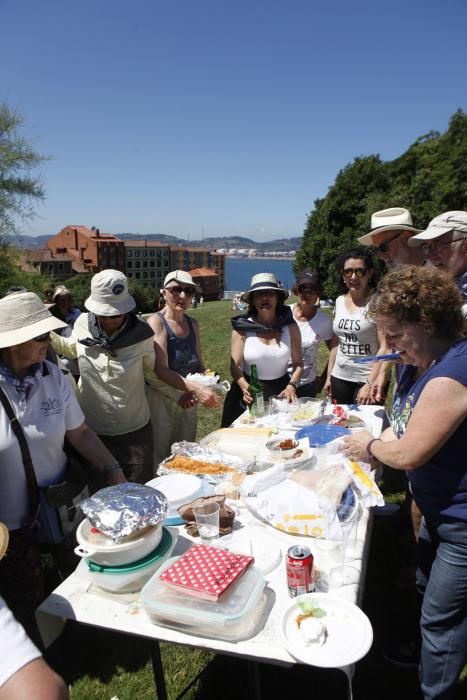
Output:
[358, 207, 421, 246]
[407, 211, 467, 247]
[163, 270, 201, 292]
[52, 285, 72, 301]
[85, 269, 136, 316]
[0, 292, 67, 349]
[241, 272, 289, 303]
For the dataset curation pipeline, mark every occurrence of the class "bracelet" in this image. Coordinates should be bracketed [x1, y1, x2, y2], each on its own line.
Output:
[365, 378, 373, 387]
[287, 381, 298, 390]
[366, 438, 381, 462]
[103, 462, 121, 475]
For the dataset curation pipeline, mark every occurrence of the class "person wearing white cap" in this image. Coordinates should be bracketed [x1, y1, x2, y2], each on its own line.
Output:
[358, 207, 424, 268]
[408, 211, 467, 319]
[0, 291, 125, 640]
[0, 523, 68, 699]
[146, 270, 221, 468]
[50, 269, 184, 485]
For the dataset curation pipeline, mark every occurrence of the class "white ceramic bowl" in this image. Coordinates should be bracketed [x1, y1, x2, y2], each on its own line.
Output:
[75, 519, 163, 566]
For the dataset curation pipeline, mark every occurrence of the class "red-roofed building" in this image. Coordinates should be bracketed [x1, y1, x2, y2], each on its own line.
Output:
[170, 246, 225, 291]
[46, 225, 125, 273]
[190, 267, 220, 300]
[17, 248, 86, 278]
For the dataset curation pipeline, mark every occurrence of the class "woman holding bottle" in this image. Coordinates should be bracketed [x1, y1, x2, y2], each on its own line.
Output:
[221, 273, 303, 426]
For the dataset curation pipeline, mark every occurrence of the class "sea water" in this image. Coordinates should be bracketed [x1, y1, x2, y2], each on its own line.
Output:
[225, 258, 295, 293]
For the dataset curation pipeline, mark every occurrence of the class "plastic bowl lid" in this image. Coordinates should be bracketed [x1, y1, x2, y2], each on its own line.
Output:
[295, 424, 350, 447]
[86, 527, 173, 574]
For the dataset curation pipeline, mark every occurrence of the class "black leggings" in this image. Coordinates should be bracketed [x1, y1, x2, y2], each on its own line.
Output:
[221, 372, 290, 427]
[330, 376, 365, 405]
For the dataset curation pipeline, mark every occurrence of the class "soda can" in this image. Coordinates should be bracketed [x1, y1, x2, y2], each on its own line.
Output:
[286, 545, 315, 597]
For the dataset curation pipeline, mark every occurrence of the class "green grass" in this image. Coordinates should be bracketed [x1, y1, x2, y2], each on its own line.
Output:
[54, 300, 465, 699]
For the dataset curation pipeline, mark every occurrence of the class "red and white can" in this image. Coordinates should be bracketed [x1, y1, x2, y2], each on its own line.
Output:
[286, 545, 315, 597]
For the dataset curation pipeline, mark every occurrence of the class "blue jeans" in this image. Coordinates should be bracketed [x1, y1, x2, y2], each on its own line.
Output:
[416, 516, 467, 699]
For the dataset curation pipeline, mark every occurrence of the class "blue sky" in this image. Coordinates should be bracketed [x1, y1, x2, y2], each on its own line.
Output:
[2, 0, 466, 242]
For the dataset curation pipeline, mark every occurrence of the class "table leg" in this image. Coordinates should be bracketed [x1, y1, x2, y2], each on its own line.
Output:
[247, 660, 262, 700]
[150, 640, 168, 700]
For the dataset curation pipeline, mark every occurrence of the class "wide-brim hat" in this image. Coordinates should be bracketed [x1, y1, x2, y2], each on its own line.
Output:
[0, 292, 67, 349]
[0, 522, 9, 560]
[358, 207, 421, 246]
[163, 270, 201, 293]
[241, 272, 289, 303]
[85, 269, 136, 316]
[407, 211, 467, 247]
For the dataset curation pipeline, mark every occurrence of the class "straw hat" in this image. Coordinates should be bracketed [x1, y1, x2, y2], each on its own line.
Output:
[0, 522, 9, 560]
[0, 292, 67, 349]
[408, 211, 467, 247]
[241, 273, 289, 303]
[85, 269, 136, 316]
[358, 207, 421, 246]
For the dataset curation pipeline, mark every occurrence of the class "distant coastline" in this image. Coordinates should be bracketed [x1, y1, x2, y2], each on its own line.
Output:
[226, 255, 295, 261]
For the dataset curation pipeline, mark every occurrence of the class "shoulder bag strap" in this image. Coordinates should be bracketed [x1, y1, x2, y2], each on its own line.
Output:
[0, 386, 40, 514]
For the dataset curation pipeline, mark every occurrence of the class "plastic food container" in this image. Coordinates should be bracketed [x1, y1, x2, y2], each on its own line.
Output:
[75, 519, 163, 566]
[142, 557, 265, 641]
[86, 527, 178, 593]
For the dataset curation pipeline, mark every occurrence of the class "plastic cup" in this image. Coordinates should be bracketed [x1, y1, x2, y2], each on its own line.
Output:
[193, 502, 220, 543]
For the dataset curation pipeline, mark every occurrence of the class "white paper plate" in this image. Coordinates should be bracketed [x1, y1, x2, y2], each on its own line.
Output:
[278, 592, 373, 667]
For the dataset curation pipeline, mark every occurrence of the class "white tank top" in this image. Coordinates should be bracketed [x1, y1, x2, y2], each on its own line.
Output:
[332, 295, 379, 382]
[243, 326, 291, 380]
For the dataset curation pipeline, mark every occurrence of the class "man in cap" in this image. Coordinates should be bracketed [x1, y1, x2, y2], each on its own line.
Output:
[408, 211, 467, 319]
[358, 207, 424, 268]
[49, 286, 81, 381]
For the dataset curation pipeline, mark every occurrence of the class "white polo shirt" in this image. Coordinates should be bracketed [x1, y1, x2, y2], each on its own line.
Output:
[0, 597, 41, 688]
[0, 361, 84, 530]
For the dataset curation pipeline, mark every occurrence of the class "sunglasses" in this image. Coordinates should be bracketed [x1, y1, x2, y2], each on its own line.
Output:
[374, 230, 403, 253]
[32, 332, 51, 342]
[165, 286, 194, 297]
[422, 236, 466, 255]
[342, 268, 367, 279]
[298, 286, 319, 296]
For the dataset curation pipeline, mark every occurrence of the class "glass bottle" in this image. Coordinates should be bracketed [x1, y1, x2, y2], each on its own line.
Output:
[248, 364, 264, 416]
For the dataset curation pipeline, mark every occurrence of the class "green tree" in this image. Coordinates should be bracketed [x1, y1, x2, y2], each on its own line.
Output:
[0, 102, 47, 235]
[296, 110, 467, 298]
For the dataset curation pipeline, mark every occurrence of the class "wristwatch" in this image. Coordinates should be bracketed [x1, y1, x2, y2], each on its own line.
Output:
[103, 462, 121, 475]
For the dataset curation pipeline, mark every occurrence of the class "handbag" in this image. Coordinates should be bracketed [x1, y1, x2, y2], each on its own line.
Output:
[0, 386, 89, 544]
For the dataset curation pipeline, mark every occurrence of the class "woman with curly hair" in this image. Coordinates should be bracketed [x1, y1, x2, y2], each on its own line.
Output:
[324, 246, 388, 404]
[342, 266, 467, 699]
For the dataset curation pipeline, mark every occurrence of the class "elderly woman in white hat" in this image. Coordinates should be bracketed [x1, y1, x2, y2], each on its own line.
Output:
[146, 270, 220, 469]
[221, 272, 303, 427]
[0, 291, 124, 641]
[51, 269, 187, 485]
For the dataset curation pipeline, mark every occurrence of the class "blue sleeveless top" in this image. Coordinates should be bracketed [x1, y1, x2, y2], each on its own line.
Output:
[390, 338, 467, 522]
[157, 312, 201, 377]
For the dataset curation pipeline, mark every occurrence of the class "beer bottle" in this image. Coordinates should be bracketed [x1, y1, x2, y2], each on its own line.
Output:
[248, 364, 264, 416]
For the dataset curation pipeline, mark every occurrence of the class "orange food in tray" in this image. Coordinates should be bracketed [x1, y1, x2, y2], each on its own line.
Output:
[165, 455, 234, 475]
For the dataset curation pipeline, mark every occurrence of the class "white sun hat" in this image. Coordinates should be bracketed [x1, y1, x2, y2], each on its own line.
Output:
[0, 292, 67, 349]
[85, 269, 136, 316]
[407, 211, 467, 247]
[358, 207, 421, 246]
[241, 272, 289, 303]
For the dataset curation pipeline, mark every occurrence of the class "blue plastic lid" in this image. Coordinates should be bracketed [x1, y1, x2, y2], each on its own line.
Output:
[295, 424, 350, 447]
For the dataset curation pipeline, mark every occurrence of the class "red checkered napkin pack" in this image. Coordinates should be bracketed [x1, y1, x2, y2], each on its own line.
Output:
[160, 544, 254, 601]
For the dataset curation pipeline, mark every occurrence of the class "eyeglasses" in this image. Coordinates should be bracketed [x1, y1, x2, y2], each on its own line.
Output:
[298, 286, 319, 296]
[165, 285, 194, 297]
[422, 236, 466, 255]
[32, 332, 51, 342]
[374, 230, 403, 253]
[342, 268, 367, 279]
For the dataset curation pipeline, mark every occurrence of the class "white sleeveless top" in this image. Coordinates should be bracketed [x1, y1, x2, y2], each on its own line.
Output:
[243, 326, 292, 380]
[332, 295, 379, 382]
